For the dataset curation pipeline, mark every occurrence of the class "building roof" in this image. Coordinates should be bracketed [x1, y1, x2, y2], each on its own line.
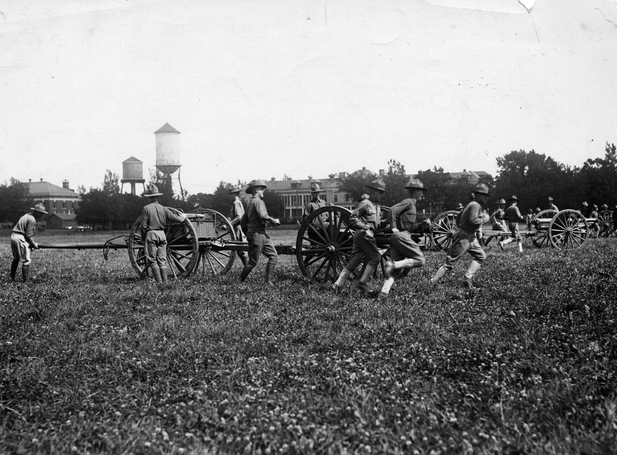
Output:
[267, 178, 340, 192]
[47, 213, 76, 221]
[28, 181, 80, 199]
[154, 123, 180, 134]
[123, 156, 142, 163]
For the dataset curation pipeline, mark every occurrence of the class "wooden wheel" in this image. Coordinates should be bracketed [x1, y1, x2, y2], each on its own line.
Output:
[532, 209, 557, 248]
[597, 210, 614, 238]
[189, 209, 238, 277]
[549, 209, 589, 249]
[296, 205, 354, 282]
[128, 212, 199, 280]
[431, 210, 459, 252]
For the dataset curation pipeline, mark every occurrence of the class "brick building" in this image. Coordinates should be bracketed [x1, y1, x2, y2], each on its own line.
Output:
[27, 179, 81, 228]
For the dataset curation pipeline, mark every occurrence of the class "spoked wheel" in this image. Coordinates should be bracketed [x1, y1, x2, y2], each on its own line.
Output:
[532, 209, 557, 248]
[296, 205, 354, 282]
[549, 209, 589, 249]
[431, 210, 459, 252]
[188, 209, 238, 277]
[128, 212, 199, 280]
[597, 210, 614, 238]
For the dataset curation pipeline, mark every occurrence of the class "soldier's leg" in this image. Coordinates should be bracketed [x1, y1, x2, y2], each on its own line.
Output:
[431, 232, 468, 284]
[241, 232, 263, 282]
[262, 237, 278, 283]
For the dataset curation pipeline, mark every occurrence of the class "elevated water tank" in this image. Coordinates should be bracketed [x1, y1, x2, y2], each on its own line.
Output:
[154, 123, 181, 175]
[121, 156, 145, 195]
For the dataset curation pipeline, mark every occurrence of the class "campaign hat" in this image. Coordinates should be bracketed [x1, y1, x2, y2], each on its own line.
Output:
[366, 178, 386, 193]
[456, 203, 464, 210]
[228, 185, 242, 194]
[582, 201, 588, 207]
[472, 183, 490, 196]
[31, 202, 48, 215]
[509, 195, 518, 201]
[548, 196, 554, 202]
[144, 184, 163, 198]
[404, 177, 428, 191]
[498, 198, 506, 205]
[310, 183, 322, 193]
[245, 179, 268, 194]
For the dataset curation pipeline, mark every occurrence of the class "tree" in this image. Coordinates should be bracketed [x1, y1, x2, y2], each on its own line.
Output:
[494, 150, 574, 212]
[381, 159, 409, 207]
[579, 142, 617, 207]
[0, 178, 33, 223]
[102, 170, 120, 196]
[338, 167, 377, 203]
[416, 167, 452, 215]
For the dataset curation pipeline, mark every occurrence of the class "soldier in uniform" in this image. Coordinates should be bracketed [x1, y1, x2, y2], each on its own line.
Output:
[141, 184, 187, 283]
[548, 196, 559, 212]
[228, 186, 249, 266]
[332, 178, 387, 295]
[303, 183, 326, 220]
[239, 180, 281, 284]
[10, 202, 48, 282]
[373, 178, 430, 299]
[490, 199, 508, 232]
[498, 195, 524, 253]
[431, 183, 491, 290]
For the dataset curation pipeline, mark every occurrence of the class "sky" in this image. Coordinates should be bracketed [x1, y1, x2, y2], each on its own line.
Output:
[1, 0, 616, 195]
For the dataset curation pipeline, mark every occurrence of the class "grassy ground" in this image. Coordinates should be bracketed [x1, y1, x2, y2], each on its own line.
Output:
[1, 231, 616, 454]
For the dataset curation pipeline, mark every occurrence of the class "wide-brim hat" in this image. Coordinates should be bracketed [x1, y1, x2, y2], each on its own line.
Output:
[31, 202, 48, 215]
[472, 183, 490, 196]
[310, 183, 322, 193]
[548, 196, 554, 202]
[405, 177, 428, 191]
[498, 198, 506, 205]
[228, 185, 242, 194]
[366, 178, 386, 193]
[456, 203, 464, 210]
[144, 184, 163, 198]
[509, 195, 518, 201]
[245, 179, 268, 193]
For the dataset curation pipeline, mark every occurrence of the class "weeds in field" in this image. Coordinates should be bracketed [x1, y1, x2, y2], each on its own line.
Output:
[1, 235, 616, 454]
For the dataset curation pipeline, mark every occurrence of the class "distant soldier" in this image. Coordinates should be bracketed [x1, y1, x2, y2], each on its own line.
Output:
[455, 202, 464, 211]
[332, 179, 387, 295]
[303, 183, 327, 228]
[374, 178, 430, 299]
[490, 199, 508, 232]
[10, 203, 48, 282]
[499, 195, 524, 253]
[431, 183, 490, 290]
[548, 196, 559, 212]
[580, 201, 589, 218]
[141, 184, 187, 283]
[525, 208, 534, 231]
[239, 180, 281, 284]
[228, 186, 249, 267]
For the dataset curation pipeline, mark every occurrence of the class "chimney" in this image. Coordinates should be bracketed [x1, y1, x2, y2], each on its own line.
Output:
[40, 178, 43, 182]
[63, 180, 69, 189]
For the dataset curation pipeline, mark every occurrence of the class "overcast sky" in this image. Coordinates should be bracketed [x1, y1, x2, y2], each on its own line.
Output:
[1, 0, 616, 194]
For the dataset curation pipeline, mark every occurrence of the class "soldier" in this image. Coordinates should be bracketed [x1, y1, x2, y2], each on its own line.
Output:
[374, 178, 430, 299]
[580, 201, 589, 218]
[525, 208, 534, 231]
[431, 183, 490, 290]
[588, 204, 600, 238]
[228, 186, 249, 267]
[548, 196, 559, 212]
[332, 178, 387, 295]
[140, 184, 187, 283]
[239, 180, 281, 283]
[303, 183, 326, 220]
[490, 199, 508, 232]
[499, 195, 524, 253]
[10, 202, 48, 282]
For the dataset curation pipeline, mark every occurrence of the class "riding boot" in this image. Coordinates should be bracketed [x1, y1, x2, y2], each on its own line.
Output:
[150, 265, 162, 283]
[159, 266, 169, 283]
[265, 259, 277, 283]
[22, 265, 30, 283]
[11, 259, 19, 281]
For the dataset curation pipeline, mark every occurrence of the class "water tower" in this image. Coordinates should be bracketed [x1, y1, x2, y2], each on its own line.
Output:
[120, 156, 146, 195]
[154, 123, 184, 198]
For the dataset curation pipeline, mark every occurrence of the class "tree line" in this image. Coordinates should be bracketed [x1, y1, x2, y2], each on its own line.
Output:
[1, 143, 615, 227]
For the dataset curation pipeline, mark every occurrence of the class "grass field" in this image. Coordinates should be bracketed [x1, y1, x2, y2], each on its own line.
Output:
[1, 230, 616, 454]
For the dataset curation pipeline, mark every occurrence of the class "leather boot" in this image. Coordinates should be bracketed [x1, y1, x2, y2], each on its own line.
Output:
[22, 265, 30, 283]
[160, 266, 169, 283]
[265, 259, 277, 283]
[150, 265, 162, 283]
[11, 260, 19, 281]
